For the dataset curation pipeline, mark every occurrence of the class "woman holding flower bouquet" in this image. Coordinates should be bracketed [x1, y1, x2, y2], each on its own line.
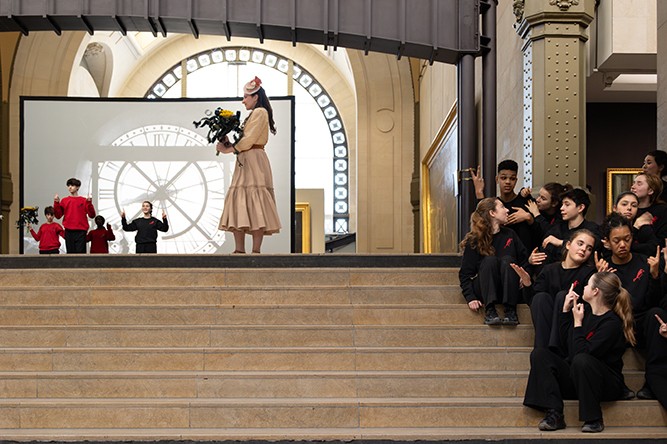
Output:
[217, 76, 281, 253]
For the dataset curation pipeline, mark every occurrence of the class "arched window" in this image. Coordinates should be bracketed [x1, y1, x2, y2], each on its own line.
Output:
[145, 47, 349, 233]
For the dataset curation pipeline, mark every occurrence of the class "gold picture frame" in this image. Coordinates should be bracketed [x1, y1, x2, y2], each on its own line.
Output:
[606, 168, 642, 214]
[295, 202, 311, 253]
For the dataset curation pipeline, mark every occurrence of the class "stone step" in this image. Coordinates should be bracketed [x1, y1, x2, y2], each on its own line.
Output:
[0, 346, 647, 372]
[0, 325, 536, 347]
[0, 268, 460, 287]
[0, 370, 648, 399]
[0, 285, 465, 305]
[0, 304, 532, 326]
[0, 398, 662, 429]
[0, 426, 665, 441]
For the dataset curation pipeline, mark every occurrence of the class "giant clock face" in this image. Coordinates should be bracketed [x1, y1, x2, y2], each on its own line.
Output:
[95, 125, 228, 254]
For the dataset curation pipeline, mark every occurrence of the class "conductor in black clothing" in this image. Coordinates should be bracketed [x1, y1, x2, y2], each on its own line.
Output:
[121, 201, 169, 254]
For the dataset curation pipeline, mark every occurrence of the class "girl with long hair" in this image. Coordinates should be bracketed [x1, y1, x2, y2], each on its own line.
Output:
[631, 173, 667, 241]
[523, 272, 635, 433]
[459, 197, 529, 326]
[642, 150, 667, 202]
[612, 191, 659, 256]
[217, 76, 281, 253]
[511, 229, 596, 348]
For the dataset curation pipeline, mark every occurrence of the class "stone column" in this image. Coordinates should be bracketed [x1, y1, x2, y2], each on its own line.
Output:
[515, 0, 595, 187]
[658, 0, 667, 150]
[0, 33, 20, 254]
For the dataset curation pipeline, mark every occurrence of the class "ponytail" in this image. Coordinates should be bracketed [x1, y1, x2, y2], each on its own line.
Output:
[612, 288, 636, 346]
[592, 272, 636, 346]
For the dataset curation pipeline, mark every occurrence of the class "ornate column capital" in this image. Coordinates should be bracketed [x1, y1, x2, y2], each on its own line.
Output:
[515, 0, 595, 38]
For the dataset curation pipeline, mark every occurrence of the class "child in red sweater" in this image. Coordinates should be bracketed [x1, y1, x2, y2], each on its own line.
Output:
[86, 215, 115, 254]
[28, 206, 64, 254]
[54, 177, 96, 254]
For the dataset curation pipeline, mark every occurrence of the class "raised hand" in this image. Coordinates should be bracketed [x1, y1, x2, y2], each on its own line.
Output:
[470, 165, 485, 199]
[562, 283, 578, 313]
[656, 313, 667, 339]
[572, 302, 585, 326]
[162, 210, 167, 219]
[121, 210, 126, 219]
[526, 200, 540, 218]
[520, 187, 532, 198]
[528, 247, 547, 266]
[510, 263, 531, 287]
[54, 194, 60, 203]
[542, 235, 563, 250]
[648, 245, 661, 279]
[594, 251, 616, 273]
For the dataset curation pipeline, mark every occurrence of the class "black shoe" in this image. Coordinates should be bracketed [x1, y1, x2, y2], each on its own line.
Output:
[621, 385, 635, 400]
[637, 384, 655, 400]
[502, 305, 519, 326]
[484, 305, 502, 325]
[538, 409, 566, 431]
[581, 419, 604, 433]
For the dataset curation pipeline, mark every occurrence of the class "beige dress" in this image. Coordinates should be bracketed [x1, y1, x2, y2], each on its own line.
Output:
[219, 107, 281, 234]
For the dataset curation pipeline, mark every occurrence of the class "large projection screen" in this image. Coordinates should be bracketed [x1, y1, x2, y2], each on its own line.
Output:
[21, 97, 294, 254]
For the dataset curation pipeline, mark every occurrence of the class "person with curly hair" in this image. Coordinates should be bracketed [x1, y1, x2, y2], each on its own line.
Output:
[459, 197, 529, 326]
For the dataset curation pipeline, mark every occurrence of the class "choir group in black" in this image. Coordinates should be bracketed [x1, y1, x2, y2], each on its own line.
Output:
[459, 154, 667, 433]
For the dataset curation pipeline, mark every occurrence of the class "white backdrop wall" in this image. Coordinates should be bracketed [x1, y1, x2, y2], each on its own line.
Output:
[21, 97, 294, 254]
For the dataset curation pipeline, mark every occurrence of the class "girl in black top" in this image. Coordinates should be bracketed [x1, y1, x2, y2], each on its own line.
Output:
[612, 191, 659, 256]
[525, 182, 571, 245]
[121, 201, 169, 254]
[541, 188, 601, 265]
[523, 272, 635, 433]
[599, 213, 667, 404]
[511, 229, 596, 348]
[459, 198, 529, 326]
[630, 173, 667, 243]
[642, 150, 667, 203]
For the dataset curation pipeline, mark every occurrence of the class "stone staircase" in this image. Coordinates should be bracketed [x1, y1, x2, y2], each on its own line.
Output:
[0, 264, 665, 441]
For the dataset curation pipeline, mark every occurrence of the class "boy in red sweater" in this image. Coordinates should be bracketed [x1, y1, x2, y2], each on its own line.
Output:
[28, 206, 64, 254]
[86, 215, 115, 254]
[54, 177, 96, 254]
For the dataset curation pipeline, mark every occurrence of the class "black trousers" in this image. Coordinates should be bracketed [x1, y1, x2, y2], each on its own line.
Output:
[529, 290, 568, 349]
[474, 255, 520, 307]
[524, 348, 623, 422]
[64, 229, 87, 254]
[39, 248, 60, 254]
[136, 242, 157, 254]
[640, 307, 667, 410]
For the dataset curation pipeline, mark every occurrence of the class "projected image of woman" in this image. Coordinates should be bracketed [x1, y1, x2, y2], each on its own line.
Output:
[216, 76, 281, 254]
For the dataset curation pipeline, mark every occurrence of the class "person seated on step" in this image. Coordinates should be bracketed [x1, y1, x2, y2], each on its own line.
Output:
[630, 173, 667, 243]
[540, 188, 601, 266]
[612, 191, 659, 257]
[597, 212, 662, 400]
[459, 197, 529, 326]
[523, 272, 635, 433]
[510, 229, 596, 349]
[641, 149, 667, 204]
[522, 182, 572, 250]
[633, 251, 667, 409]
[470, 160, 538, 253]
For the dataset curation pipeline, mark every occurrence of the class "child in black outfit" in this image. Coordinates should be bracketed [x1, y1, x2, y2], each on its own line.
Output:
[523, 272, 636, 433]
[121, 201, 169, 254]
[459, 197, 529, 326]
